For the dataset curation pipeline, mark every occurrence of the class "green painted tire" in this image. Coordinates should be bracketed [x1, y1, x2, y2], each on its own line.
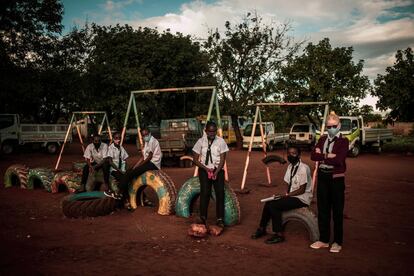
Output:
[129, 170, 177, 215]
[61, 191, 116, 218]
[51, 171, 82, 193]
[175, 176, 241, 226]
[4, 164, 29, 188]
[27, 168, 54, 192]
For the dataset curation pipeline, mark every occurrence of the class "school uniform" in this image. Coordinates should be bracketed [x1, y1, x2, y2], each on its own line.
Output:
[259, 160, 313, 233]
[311, 133, 349, 245]
[105, 143, 129, 172]
[81, 143, 109, 191]
[192, 134, 229, 222]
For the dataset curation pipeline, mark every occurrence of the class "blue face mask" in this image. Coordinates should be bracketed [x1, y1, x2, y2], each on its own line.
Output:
[327, 126, 340, 138]
[143, 134, 151, 142]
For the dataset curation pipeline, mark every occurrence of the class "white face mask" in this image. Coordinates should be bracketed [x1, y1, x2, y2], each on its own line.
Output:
[143, 134, 151, 142]
[327, 126, 340, 137]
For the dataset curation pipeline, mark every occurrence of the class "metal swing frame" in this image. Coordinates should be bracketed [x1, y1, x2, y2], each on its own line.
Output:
[54, 111, 113, 170]
[240, 101, 329, 191]
[121, 86, 228, 179]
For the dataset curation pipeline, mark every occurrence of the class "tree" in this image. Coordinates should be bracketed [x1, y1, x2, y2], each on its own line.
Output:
[205, 12, 300, 148]
[372, 47, 414, 121]
[277, 38, 370, 122]
[357, 105, 382, 123]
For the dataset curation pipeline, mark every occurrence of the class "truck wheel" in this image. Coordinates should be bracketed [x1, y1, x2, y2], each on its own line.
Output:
[1, 142, 14, 154]
[282, 207, 319, 242]
[62, 191, 116, 218]
[46, 143, 59, 154]
[349, 143, 360, 157]
[175, 177, 241, 226]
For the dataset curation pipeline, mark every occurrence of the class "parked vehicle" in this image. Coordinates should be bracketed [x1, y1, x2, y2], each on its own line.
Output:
[197, 115, 251, 144]
[0, 114, 71, 154]
[158, 118, 203, 158]
[316, 116, 393, 157]
[288, 123, 317, 149]
[242, 122, 289, 151]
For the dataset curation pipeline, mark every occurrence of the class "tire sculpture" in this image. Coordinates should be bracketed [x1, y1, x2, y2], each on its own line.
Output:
[27, 167, 54, 192]
[175, 176, 240, 226]
[129, 170, 177, 215]
[62, 191, 116, 218]
[4, 164, 29, 188]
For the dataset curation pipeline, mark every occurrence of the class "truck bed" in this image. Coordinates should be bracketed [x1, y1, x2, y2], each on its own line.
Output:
[364, 128, 393, 143]
[20, 124, 71, 143]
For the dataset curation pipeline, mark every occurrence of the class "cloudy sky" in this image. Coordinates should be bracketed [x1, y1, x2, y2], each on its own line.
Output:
[62, 0, 414, 109]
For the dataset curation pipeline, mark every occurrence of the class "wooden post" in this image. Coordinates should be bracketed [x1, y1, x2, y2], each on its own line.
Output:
[214, 90, 229, 181]
[55, 114, 75, 170]
[240, 106, 260, 190]
[105, 113, 113, 142]
[121, 94, 133, 145]
[132, 96, 143, 151]
[258, 109, 271, 185]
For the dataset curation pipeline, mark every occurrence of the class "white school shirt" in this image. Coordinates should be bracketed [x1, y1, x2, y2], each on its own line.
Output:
[192, 134, 229, 169]
[283, 160, 313, 205]
[83, 143, 108, 164]
[105, 143, 129, 172]
[143, 136, 162, 169]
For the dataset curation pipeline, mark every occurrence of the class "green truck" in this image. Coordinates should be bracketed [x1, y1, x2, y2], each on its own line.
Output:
[317, 116, 393, 157]
[0, 114, 70, 154]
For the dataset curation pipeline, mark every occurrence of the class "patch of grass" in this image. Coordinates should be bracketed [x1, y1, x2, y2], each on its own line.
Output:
[383, 136, 414, 153]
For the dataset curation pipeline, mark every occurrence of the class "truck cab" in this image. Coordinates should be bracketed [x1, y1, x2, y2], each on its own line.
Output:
[242, 122, 275, 150]
[0, 114, 19, 154]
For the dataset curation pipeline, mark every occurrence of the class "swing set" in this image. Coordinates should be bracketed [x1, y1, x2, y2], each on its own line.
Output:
[54, 111, 113, 170]
[120, 86, 229, 179]
[240, 101, 329, 192]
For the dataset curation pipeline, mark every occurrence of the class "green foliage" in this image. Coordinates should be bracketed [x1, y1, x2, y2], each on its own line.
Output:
[382, 136, 414, 153]
[372, 47, 414, 121]
[356, 105, 383, 123]
[277, 38, 370, 118]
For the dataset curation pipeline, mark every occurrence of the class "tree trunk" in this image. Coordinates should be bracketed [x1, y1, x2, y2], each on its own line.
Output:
[231, 114, 243, 150]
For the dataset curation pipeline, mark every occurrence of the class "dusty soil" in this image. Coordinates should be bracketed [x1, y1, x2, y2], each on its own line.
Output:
[1, 143, 414, 275]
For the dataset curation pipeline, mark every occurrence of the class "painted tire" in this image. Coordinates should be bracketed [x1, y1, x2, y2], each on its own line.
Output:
[4, 164, 29, 189]
[62, 191, 116, 218]
[282, 207, 319, 242]
[129, 170, 177, 215]
[27, 168, 54, 192]
[51, 171, 82, 193]
[175, 177, 241, 226]
[72, 162, 87, 173]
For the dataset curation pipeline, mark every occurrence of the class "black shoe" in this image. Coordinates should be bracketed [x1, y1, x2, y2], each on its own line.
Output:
[251, 228, 267, 239]
[216, 218, 225, 228]
[265, 234, 285, 244]
[104, 190, 116, 199]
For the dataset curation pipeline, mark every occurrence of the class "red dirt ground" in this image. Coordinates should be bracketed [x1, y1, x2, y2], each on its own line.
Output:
[1, 143, 414, 275]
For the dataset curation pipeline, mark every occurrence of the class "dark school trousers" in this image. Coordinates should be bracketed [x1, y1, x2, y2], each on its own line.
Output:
[259, 196, 307, 233]
[317, 170, 345, 245]
[199, 169, 225, 222]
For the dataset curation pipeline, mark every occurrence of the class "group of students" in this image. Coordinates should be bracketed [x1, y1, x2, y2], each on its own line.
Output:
[80, 113, 348, 253]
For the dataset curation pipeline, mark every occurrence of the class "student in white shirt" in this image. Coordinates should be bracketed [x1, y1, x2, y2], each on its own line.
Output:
[113, 127, 162, 206]
[192, 121, 229, 228]
[79, 134, 109, 192]
[251, 145, 313, 244]
[104, 132, 129, 198]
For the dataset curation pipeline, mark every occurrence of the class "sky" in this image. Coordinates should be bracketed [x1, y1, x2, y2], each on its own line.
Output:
[61, 0, 414, 110]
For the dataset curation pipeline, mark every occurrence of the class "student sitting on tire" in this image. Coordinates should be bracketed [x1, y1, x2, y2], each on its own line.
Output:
[251, 145, 313, 244]
[79, 134, 110, 192]
[111, 127, 162, 209]
[104, 132, 129, 199]
[192, 121, 229, 229]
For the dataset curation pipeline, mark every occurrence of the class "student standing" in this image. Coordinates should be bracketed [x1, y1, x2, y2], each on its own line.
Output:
[192, 121, 229, 228]
[310, 112, 349, 253]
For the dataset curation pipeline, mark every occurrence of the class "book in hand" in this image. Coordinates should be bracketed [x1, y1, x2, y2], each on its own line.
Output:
[260, 195, 282, 203]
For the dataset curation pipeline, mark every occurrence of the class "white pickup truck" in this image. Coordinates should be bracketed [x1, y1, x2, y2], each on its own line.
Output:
[316, 116, 393, 157]
[242, 122, 289, 151]
[0, 114, 71, 154]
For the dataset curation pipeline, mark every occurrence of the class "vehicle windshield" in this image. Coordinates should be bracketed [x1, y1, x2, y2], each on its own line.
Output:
[244, 124, 266, 136]
[291, 125, 309, 132]
[340, 119, 352, 132]
[0, 115, 14, 129]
